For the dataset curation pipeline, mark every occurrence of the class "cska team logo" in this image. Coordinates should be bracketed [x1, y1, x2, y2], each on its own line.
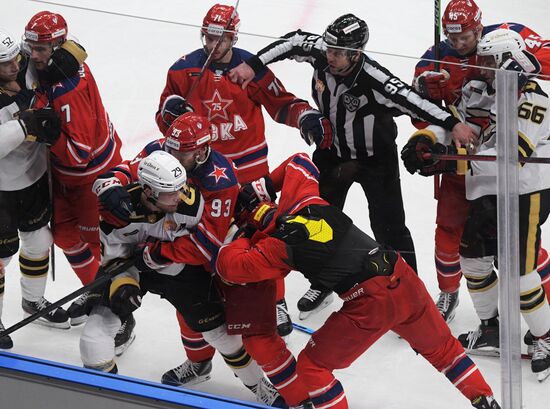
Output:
[208, 164, 229, 183]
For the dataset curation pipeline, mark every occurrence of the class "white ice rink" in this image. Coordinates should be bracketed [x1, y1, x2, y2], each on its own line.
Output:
[2, 0, 550, 407]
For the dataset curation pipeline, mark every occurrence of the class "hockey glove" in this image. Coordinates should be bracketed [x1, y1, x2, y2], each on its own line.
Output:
[414, 70, 450, 100]
[299, 111, 333, 149]
[501, 50, 541, 90]
[18, 108, 61, 147]
[247, 202, 277, 231]
[134, 239, 172, 273]
[45, 40, 88, 84]
[93, 176, 134, 227]
[109, 275, 142, 317]
[235, 176, 277, 224]
[161, 95, 195, 127]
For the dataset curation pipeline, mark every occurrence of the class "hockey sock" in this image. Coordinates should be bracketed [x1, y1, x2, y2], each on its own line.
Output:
[63, 242, 99, 285]
[19, 252, 48, 301]
[176, 311, 215, 362]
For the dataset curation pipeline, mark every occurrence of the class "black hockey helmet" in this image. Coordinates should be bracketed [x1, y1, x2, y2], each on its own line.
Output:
[323, 14, 369, 51]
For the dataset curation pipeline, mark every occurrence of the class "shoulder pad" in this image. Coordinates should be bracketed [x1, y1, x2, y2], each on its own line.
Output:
[522, 80, 548, 97]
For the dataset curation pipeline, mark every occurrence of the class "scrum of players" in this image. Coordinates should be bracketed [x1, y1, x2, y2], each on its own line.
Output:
[2, 1, 550, 408]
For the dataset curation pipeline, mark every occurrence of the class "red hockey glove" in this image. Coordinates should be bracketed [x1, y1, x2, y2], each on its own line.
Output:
[109, 275, 141, 318]
[247, 202, 277, 231]
[415, 70, 450, 100]
[235, 176, 277, 224]
[299, 111, 333, 149]
[160, 95, 195, 128]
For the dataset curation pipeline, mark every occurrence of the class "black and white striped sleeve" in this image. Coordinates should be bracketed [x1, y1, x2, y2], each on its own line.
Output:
[246, 30, 325, 73]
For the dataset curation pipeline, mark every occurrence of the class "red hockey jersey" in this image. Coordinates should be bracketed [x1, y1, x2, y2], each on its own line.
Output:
[108, 139, 239, 269]
[156, 47, 315, 183]
[34, 63, 122, 185]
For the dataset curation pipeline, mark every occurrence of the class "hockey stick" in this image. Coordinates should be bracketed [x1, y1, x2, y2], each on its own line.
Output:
[424, 152, 550, 164]
[292, 322, 315, 335]
[46, 150, 55, 281]
[432, 0, 442, 201]
[186, 0, 240, 100]
[0, 257, 134, 339]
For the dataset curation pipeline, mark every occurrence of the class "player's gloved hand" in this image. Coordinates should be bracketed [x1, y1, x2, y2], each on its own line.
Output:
[45, 40, 88, 84]
[501, 50, 541, 89]
[414, 70, 450, 100]
[109, 275, 142, 317]
[18, 108, 61, 147]
[160, 95, 195, 127]
[93, 176, 134, 227]
[235, 176, 277, 224]
[299, 111, 333, 149]
[247, 202, 277, 231]
[134, 239, 172, 273]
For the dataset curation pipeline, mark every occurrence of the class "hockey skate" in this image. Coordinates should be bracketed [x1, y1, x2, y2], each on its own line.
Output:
[276, 299, 293, 338]
[0, 319, 13, 349]
[458, 320, 499, 357]
[67, 291, 94, 326]
[297, 287, 334, 320]
[22, 297, 70, 329]
[531, 331, 550, 382]
[471, 395, 501, 409]
[434, 290, 459, 323]
[114, 313, 136, 356]
[161, 359, 213, 386]
[290, 400, 314, 409]
[247, 377, 286, 407]
[524, 330, 534, 356]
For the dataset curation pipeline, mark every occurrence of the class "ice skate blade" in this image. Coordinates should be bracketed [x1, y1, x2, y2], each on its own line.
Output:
[163, 374, 211, 387]
[465, 348, 500, 357]
[25, 313, 70, 329]
[536, 368, 550, 383]
[298, 293, 334, 320]
[115, 332, 136, 356]
[70, 315, 88, 326]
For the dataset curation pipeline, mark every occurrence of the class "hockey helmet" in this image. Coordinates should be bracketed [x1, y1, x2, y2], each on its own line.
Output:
[323, 14, 369, 51]
[165, 112, 212, 153]
[0, 29, 21, 63]
[442, 0, 482, 35]
[477, 29, 525, 68]
[138, 151, 188, 199]
[24, 11, 68, 43]
[202, 4, 240, 40]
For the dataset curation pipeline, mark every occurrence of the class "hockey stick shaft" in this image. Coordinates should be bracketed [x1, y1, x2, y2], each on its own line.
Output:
[46, 150, 55, 281]
[425, 152, 550, 164]
[186, 0, 240, 100]
[0, 257, 134, 338]
[432, 0, 441, 200]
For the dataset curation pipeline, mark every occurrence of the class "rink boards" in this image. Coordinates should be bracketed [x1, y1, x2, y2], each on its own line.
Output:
[0, 351, 267, 409]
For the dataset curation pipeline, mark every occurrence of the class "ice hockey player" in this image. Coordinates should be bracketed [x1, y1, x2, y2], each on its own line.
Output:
[92, 114, 284, 405]
[412, 0, 550, 324]
[228, 13, 479, 321]
[22, 11, 124, 327]
[0, 27, 74, 345]
[156, 2, 332, 381]
[402, 28, 550, 382]
[216, 152, 501, 409]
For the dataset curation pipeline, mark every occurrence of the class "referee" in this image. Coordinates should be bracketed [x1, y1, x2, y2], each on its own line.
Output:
[229, 13, 476, 315]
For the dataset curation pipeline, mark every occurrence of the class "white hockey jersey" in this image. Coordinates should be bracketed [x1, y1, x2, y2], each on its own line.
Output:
[100, 183, 204, 278]
[425, 79, 550, 200]
[0, 97, 47, 191]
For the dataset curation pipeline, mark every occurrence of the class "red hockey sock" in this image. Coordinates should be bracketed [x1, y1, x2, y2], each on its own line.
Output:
[63, 242, 99, 285]
[176, 311, 216, 362]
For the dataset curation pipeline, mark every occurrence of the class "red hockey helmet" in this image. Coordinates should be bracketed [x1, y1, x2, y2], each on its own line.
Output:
[165, 112, 212, 152]
[24, 11, 68, 43]
[201, 4, 240, 39]
[442, 0, 482, 35]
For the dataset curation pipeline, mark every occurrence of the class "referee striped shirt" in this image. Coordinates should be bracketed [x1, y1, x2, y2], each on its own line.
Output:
[246, 30, 460, 161]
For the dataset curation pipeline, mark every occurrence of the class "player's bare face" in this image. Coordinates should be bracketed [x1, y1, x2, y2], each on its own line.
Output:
[0, 55, 21, 83]
[203, 34, 233, 63]
[447, 30, 478, 55]
[26, 41, 54, 70]
[155, 191, 182, 213]
[326, 48, 355, 75]
[170, 149, 201, 172]
[477, 55, 497, 82]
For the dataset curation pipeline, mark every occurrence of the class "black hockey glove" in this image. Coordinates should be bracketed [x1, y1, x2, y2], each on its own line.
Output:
[18, 108, 61, 147]
[93, 176, 134, 227]
[401, 130, 461, 176]
[134, 240, 172, 274]
[160, 95, 195, 127]
[272, 213, 311, 246]
[299, 111, 333, 149]
[501, 50, 541, 90]
[109, 275, 142, 318]
[45, 40, 88, 84]
[235, 176, 277, 224]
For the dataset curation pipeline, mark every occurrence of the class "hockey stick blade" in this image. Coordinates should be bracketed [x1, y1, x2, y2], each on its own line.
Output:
[0, 257, 135, 339]
[293, 323, 315, 335]
[425, 152, 550, 164]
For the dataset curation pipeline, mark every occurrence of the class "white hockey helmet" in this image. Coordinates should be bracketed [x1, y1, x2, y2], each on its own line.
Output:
[137, 150, 187, 199]
[0, 29, 21, 63]
[477, 29, 525, 68]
